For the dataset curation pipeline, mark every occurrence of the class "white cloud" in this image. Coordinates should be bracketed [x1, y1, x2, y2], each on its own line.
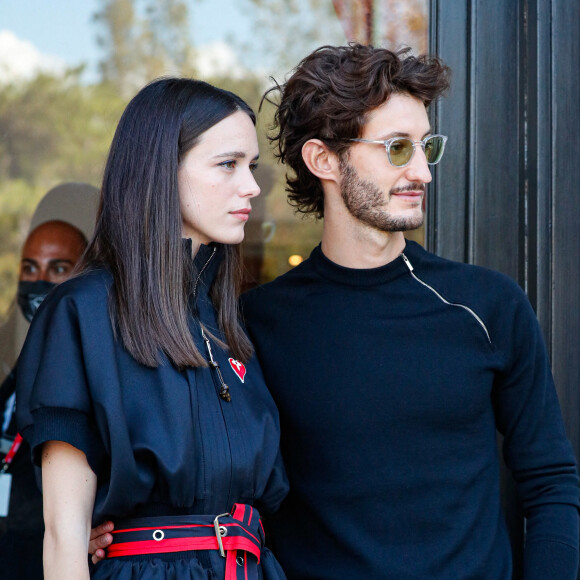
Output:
[195, 41, 248, 79]
[0, 30, 66, 82]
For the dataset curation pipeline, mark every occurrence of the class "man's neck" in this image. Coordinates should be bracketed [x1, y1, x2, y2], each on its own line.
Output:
[320, 215, 406, 269]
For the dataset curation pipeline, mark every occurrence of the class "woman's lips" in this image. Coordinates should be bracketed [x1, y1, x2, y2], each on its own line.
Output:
[230, 208, 251, 221]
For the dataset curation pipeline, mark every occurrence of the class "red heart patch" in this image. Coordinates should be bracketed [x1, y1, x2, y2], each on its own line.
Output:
[228, 358, 246, 383]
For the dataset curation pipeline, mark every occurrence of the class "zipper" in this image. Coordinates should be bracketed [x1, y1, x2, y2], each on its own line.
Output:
[192, 246, 217, 298]
[201, 326, 231, 402]
[192, 247, 232, 402]
[190, 248, 234, 508]
[400, 253, 492, 344]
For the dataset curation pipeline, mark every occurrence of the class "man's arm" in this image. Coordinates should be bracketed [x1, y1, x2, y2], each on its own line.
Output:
[89, 520, 115, 564]
[492, 286, 580, 579]
[523, 504, 579, 578]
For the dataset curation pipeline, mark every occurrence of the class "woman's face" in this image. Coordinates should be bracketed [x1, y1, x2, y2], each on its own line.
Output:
[178, 111, 260, 247]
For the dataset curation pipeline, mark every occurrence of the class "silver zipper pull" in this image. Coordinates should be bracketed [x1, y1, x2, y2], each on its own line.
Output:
[201, 327, 232, 402]
[401, 253, 414, 272]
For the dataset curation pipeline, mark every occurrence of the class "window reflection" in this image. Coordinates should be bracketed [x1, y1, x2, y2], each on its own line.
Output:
[0, 1, 429, 308]
[239, 0, 429, 285]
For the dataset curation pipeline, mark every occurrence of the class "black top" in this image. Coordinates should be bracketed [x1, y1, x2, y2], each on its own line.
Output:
[17, 243, 288, 526]
[0, 370, 44, 580]
[242, 240, 580, 580]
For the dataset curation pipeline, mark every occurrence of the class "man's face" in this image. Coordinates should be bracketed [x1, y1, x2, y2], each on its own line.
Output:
[20, 220, 86, 284]
[339, 93, 433, 232]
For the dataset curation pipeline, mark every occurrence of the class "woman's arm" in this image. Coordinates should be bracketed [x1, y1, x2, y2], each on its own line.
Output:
[42, 440, 97, 580]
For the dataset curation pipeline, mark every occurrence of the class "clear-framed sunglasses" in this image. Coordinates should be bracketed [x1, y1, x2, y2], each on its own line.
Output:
[348, 134, 448, 168]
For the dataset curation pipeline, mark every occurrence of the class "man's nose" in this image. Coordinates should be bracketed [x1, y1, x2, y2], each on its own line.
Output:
[405, 147, 433, 184]
[32, 268, 50, 282]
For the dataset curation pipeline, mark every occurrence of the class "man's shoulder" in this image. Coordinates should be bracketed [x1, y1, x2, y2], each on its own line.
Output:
[409, 242, 532, 334]
[242, 252, 317, 308]
[410, 241, 523, 294]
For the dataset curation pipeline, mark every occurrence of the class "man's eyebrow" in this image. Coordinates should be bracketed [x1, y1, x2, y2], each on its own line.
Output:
[21, 258, 39, 264]
[375, 130, 433, 140]
[48, 259, 74, 265]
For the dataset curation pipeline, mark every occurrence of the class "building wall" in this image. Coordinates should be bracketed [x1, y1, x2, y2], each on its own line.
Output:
[429, 1, 580, 577]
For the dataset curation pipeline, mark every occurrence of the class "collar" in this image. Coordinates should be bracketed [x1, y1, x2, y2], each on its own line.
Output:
[182, 239, 224, 297]
[310, 239, 425, 287]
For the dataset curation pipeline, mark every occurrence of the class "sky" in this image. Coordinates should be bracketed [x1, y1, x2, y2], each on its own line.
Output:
[0, 0, 254, 82]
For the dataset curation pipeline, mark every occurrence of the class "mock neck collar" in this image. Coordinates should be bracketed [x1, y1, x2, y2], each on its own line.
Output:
[310, 239, 425, 286]
[182, 239, 224, 297]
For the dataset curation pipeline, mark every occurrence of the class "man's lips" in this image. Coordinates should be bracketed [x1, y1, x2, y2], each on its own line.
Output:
[390, 182, 426, 203]
[391, 190, 424, 202]
[391, 183, 426, 197]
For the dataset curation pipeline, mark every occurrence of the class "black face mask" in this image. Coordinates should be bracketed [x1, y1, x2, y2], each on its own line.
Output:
[17, 280, 57, 322]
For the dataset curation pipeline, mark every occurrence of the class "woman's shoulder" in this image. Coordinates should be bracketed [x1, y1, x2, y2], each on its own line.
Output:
[53, 268, 112, 301]
[38, 269, 113, 322]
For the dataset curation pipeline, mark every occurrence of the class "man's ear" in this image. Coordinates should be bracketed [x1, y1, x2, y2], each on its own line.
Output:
[301, 139, 340, 183]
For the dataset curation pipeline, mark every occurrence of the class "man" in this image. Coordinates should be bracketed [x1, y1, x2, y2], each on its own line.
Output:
[16, 220, 88, 319]
[0, 182, 99, 386]
[242, 44, 579, 579]
[91, 45, 579, 578]
[0, 183, 97, 579]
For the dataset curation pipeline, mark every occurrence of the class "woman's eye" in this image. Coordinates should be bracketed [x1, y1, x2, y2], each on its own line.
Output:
[250, 163, 259, 173]
[219, 160, 236, 169]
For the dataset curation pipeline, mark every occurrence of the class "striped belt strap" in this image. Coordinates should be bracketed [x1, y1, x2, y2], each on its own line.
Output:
[107, 503, 265, 580]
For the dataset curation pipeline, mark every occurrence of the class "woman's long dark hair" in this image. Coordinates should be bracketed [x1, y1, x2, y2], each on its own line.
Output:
[80, 78, 254, 368]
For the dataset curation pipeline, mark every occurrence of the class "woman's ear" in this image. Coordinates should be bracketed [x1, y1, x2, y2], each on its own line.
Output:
[301, 139, 340, 184]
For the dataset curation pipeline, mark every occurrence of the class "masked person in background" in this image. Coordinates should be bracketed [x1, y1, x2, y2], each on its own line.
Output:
[17, 220, 88, 320]
[0, 182, 97, 580]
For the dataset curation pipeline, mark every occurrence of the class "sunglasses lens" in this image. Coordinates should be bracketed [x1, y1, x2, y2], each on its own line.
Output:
[387, 138, 414, 167]
[424, 136, 445, 164]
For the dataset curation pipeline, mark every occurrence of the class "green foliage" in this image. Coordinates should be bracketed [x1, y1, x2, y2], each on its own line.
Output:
[0, 71, 126, 314]
[93, 0, 195, 97]
[0, 180, 46, 313]
[231, 0, 345, 76]
[0, 71, 125, 187]
[0, 0, 341, 314]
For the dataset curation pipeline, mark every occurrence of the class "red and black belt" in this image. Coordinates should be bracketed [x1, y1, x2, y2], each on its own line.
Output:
[107, 503, 265, 580]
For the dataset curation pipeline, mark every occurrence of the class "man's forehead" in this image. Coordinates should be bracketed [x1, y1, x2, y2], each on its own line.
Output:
[22, 221, 86, 260]
[21, 240, 78, 262]
[362, 94, 430, 137]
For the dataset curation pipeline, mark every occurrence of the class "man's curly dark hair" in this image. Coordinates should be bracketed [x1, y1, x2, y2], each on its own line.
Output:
[264, 43, 451, 219]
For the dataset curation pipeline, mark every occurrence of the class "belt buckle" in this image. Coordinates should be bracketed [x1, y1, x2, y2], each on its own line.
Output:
[213, 512, 230, 558]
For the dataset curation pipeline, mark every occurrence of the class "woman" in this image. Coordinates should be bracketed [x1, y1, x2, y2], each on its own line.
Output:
[16, 78, 288, 579]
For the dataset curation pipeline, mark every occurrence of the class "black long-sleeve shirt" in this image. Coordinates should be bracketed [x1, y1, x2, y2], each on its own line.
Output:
[242, 240, 580, 580]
